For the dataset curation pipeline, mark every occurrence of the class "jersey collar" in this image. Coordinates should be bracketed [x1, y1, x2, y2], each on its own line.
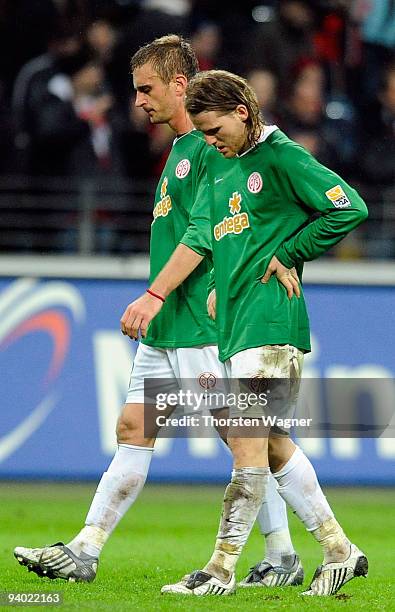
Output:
[237, 124, 279, 157]
[173, 128, 196, 146]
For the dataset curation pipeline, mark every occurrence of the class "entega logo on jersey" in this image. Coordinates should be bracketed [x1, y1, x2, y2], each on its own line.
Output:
[214, 191, 250, 241]
[153, 177, 172, 222]
[325, 185, 351, 208]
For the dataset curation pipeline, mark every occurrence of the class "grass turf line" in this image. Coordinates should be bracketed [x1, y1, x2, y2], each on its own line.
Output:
[1, 483, 394, 611]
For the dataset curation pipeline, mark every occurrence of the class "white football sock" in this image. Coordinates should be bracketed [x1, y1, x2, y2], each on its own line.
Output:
[204, 467, 270, 582]
[273, 445, 350, 563]
[256, 473, 295, 567]
[67, 444, 153, 557]
[311, 517, 351, 564]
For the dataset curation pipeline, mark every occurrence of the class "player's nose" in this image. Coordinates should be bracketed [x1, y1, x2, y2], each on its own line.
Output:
[135, 91, 146, 107]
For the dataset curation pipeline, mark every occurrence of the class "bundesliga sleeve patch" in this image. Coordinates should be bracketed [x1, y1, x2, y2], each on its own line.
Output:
[325, 185, 351, 208]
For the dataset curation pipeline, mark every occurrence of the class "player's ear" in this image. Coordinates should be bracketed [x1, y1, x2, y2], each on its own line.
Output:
[235, 105, 249, 123]
[174, 74, 188, 96]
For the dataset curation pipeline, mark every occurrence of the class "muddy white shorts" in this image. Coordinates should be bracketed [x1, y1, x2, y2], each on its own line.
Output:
[224, 344, 304, 420]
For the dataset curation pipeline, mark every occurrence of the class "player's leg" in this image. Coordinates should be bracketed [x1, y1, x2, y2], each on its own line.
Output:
[212, 409, 302, 588]
[13, 402, 157, 582]
[179, 345, 297, 587]
[203, 433, 270, 577]
[64, 402, 158, 559]
[269, 437, 368, 595]
[162, 433, 270, 595]
[260, 345, 367, 595]
[237, 350, 304, 589]
[263, 435, 300, 579]
[14, 344, 174, 582]
[174, 343, 301, 587]
[162, 347, 271, 595]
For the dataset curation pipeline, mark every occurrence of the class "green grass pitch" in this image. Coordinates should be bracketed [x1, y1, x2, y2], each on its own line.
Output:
[1, 483, 394, 611]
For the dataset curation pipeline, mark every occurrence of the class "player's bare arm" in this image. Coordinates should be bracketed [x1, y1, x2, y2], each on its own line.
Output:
[207, 288, 216, 320]
[261, 256, 300, 299]
[121, 244, 204, 339]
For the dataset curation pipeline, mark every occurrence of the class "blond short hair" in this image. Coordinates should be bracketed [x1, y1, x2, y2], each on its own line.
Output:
[131, 34, 198, 83]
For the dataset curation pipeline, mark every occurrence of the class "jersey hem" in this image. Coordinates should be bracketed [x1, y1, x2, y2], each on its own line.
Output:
[142, 338, 218, 349]
[219, 339, 311, 363]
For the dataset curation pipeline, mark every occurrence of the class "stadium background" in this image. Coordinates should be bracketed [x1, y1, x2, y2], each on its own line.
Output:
[0, 264, 394, 484]
[0, 0, 393, 484]
[0, 1, 394, 609]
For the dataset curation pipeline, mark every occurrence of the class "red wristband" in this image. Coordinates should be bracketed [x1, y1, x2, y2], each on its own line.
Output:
[146, 288, 165, 303]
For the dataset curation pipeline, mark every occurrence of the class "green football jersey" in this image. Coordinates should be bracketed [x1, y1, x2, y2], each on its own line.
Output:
[142, 130, 216, 348]
[206, 127, 368, 362]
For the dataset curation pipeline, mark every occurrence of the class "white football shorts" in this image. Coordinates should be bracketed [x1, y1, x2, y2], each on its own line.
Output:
[126, 342, 227, 412]
[224, 344, 304, 420]
[225, 344, 304, 379]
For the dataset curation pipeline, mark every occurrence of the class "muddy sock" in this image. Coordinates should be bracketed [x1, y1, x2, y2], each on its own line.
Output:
[203, 467, 270, 582]
[67, 444, 153, 557]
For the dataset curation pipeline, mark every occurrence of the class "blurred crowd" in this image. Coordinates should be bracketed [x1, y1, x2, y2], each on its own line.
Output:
[0, 0, 394, 255]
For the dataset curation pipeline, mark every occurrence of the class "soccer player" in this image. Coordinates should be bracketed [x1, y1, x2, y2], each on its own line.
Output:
[159, 70, 369, 597]
[13, 36, 303, 589]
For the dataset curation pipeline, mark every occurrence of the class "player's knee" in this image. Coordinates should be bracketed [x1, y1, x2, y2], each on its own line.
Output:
[227, 437, 263, 465]
[116, 418, 154, 446]
[116, 414, 133, 442]
[116, 405, 153, 446]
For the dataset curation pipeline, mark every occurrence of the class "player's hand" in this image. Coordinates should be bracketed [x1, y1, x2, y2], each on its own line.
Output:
[207, 289, 216, 320]
[120, 292, 163, 340]
[261, 256, 300, 299]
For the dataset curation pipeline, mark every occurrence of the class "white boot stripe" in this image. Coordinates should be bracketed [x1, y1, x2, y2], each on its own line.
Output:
[42, 551, 64, 564]
[45, 557, 68, 568]
[45, 554, 69, 568]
